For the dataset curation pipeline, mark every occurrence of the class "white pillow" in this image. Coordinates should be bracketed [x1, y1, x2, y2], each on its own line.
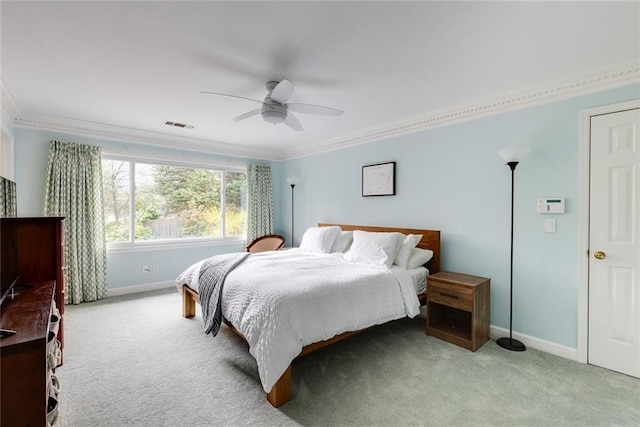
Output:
[393, 234, 422, 268]
[331, 231, 353, 253]
[299, 226, 342, 254]
[406, 248, 434, 269]
[343, 230, 405, 268]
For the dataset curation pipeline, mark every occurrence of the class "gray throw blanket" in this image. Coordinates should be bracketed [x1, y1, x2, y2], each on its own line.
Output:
[198, 252, 250, 336]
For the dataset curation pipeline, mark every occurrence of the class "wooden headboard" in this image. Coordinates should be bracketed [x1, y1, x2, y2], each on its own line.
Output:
[318, 223, 441, 274]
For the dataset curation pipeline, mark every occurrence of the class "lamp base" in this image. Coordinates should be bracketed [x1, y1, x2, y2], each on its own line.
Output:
[496, 337, 526, 352]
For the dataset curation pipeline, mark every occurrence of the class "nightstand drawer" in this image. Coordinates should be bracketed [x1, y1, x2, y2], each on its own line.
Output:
[428, 282, 473, 311]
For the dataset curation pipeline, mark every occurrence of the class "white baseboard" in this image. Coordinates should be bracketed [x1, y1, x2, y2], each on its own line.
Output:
[107, 281, 176, 298]
[490, 325, 578, 361]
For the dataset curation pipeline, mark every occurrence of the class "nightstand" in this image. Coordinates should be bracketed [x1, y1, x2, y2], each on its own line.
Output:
[426, 271, 490, 351]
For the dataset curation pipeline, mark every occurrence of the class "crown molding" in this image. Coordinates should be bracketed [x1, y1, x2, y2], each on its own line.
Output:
[2, 71, 283, 160]
[283, 59, 640, 160]
[6, 59, 639, 162]
[11, 114, 284, 161]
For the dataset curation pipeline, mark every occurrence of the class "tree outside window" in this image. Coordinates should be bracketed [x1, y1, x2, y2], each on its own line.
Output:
[102, 158, 247, 244]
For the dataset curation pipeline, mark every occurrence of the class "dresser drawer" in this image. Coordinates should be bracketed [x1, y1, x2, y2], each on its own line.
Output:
[428, 281, 473, 311]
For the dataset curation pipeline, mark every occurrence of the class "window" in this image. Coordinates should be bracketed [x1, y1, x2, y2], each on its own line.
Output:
[102, 157, 247, 245]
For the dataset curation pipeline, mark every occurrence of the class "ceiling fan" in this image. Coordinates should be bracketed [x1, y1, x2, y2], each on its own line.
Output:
[201, 79, 343, 131]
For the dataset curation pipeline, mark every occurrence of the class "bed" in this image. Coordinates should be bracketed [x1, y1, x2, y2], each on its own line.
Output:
[178, 223, 441, 407]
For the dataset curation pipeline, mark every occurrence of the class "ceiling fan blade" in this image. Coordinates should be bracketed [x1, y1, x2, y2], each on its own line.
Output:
[270, 79, 295, 104]
[287, 103, 344, 116]
[231, 108, 261, 122]
[201, 91, 263, 105]
[284, 113, 303, 131]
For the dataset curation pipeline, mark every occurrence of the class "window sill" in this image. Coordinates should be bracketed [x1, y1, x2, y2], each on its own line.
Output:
[106, 237, 246, 254]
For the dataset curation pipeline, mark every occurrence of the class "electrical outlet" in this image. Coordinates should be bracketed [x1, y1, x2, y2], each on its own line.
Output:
[142, 265, 151, 274]
[153, 264, 159, 273]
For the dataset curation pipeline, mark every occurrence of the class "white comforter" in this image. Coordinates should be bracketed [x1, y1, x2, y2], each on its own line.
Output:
[176, 250, 420, 392]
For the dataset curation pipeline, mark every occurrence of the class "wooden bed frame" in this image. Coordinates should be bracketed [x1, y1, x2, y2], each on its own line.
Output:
[181, 223, 441, 407]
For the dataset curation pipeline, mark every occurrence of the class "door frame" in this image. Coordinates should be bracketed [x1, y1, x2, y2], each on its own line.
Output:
[577, 99, 640, 364]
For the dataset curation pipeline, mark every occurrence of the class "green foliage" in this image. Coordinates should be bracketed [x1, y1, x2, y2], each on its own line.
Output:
[102, 160, 247, 242]
[153, 165, 221, 213]
[105, 223, 129, 242]
[225, 171, 247, 208]
[225, 204, 247, 236]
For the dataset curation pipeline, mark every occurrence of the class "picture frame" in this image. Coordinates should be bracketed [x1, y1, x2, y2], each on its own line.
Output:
[362, 161, 396, 197]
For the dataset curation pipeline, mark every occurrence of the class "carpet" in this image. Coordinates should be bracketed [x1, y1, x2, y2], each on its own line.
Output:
[56, 288, 640, 426]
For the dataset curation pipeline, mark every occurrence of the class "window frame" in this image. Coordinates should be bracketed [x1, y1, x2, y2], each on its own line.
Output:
[102, 152, 248, 252]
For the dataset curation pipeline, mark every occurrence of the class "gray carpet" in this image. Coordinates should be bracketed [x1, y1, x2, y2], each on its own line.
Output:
[57, 288, 640, 426]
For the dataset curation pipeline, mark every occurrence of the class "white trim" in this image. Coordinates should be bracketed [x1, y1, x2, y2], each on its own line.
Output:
[576, 99, 640, 365]
[106, 280, 176, 298]
[490, 325, 577, 361]
[101, 148, 249, 171]
[101, 155, 248, 250]
[8, 60, 639, 162]
[283, 60, 640, 160]
[12, 113, 281, 161]
[577, 108, 591, 364]
[107, 237, 246, 254]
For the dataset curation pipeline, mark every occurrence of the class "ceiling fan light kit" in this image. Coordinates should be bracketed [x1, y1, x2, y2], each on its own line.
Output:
[202, 79, 343, 131]
[261, 101, 287, 125]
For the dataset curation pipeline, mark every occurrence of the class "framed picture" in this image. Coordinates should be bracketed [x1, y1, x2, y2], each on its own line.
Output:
[362, 161, 396, 197]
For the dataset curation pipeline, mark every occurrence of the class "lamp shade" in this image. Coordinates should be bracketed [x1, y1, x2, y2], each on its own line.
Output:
[498, 147, 530, 163]
[286, 177, 296, 186]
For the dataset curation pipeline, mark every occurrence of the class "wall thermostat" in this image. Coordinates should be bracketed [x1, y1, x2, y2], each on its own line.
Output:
[537, 198, 565, 214]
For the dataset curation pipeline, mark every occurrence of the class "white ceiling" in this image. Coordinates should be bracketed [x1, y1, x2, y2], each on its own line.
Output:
[1, 1, 639, 160]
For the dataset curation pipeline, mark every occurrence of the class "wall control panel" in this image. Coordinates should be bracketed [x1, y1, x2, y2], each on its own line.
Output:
[537, 198, 565, 214]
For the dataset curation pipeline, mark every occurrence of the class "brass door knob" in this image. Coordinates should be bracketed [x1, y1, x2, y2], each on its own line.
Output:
[594, 251, 606, 260]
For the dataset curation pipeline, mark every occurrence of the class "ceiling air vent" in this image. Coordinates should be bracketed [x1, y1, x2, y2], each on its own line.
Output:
[164, 121, 194, 129]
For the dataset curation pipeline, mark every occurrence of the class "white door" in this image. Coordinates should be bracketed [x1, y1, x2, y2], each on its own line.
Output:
[588, 108, 640, 378]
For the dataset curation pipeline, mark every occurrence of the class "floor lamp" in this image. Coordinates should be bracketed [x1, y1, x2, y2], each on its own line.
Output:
[497, 147, 529, 352]
[286, 178, 296, 247]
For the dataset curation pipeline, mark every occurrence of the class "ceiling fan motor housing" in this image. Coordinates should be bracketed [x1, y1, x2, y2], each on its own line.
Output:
[261, 98, 288, 124]
[202, 79, 341, 130]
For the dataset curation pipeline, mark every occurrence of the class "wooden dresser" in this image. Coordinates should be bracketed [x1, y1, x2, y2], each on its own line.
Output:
[2, 217, 65, 356]
[0, 217, 65, 424]
[1, 281, 60, 426]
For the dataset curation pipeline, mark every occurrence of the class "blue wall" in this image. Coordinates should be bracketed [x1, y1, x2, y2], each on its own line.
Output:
[277, 84, 640, 348]
[11, 83, 640, 349]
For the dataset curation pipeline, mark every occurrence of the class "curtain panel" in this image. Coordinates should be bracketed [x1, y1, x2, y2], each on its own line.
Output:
[44, 140, 107, 304]
[0, 176, 17, 217]
[246, 164, 274, 244]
